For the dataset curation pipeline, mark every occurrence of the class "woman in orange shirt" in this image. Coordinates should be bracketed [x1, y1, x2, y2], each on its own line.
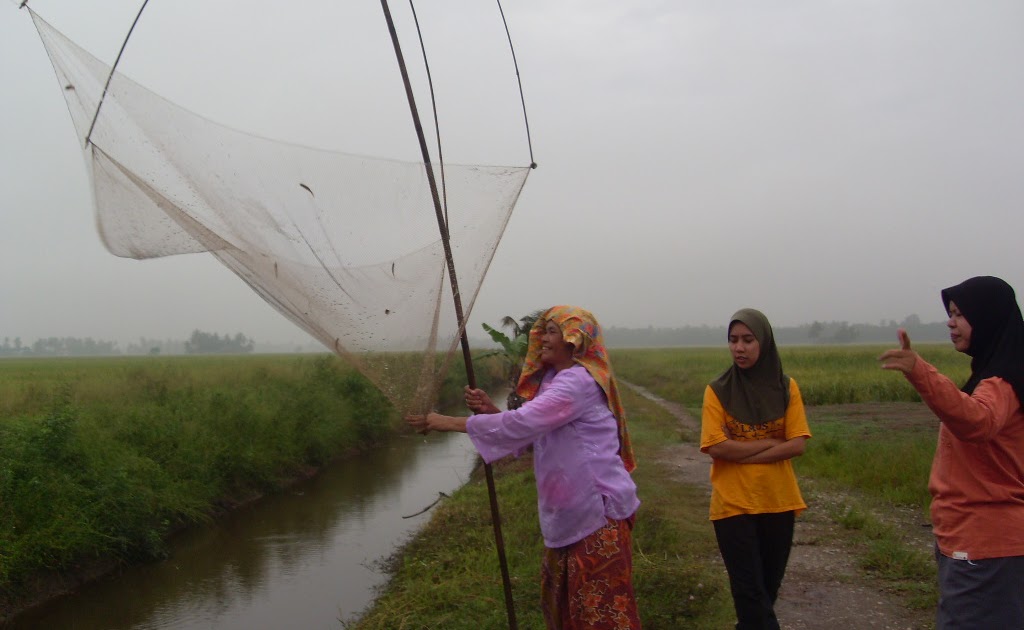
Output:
[880, 276, 1024, 628]
[700, 308, 811, 630]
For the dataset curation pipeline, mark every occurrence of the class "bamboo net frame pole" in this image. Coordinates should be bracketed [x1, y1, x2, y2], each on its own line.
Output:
[378, 2, 518, 628]
[84, 0, 152, 147]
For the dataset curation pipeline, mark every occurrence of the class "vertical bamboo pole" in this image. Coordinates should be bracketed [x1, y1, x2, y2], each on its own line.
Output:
[378, 2, 518, 628]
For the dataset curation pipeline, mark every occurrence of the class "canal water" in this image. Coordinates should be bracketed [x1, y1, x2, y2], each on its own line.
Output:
[9, 431, 479, 629]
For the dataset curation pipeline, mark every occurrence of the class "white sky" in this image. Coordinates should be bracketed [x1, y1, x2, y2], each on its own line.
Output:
[2, 0, 1023, 347]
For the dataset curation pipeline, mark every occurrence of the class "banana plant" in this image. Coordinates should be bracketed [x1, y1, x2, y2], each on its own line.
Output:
[476, 311, 542, 409]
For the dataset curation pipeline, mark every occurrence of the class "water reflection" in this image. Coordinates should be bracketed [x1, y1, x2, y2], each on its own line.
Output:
[9, 432, 478, 629]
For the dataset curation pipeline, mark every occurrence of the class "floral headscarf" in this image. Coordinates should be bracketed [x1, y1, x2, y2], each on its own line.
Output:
[516, 305, 636, 472]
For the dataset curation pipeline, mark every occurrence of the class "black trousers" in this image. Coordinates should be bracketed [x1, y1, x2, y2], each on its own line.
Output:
[713, 511, 795, 630]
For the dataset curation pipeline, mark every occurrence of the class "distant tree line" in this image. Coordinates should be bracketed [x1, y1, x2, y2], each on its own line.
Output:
[0, 336, 120, 357]
[124, 337, 186, 356]
[184, 330, 255, 354]
[603, 315, 950, 348]
[0, 330, 255, 357]
[2, 315, 952, 357]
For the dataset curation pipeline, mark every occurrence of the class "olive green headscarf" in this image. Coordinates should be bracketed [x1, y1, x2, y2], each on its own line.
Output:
[709, 308, 790, 426]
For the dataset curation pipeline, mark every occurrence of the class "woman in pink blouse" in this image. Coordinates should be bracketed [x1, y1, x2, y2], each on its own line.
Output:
[880, 276, 1024, 628]
[408, 305, 641, 629]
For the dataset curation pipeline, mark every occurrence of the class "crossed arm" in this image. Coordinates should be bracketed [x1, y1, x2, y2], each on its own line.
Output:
[701, 382, 810, 464]
[706, 435, 807, 464]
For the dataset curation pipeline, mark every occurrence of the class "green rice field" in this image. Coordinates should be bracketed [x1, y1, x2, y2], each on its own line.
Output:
[2, 345, 967, 625]
[612, 343, 970, 407]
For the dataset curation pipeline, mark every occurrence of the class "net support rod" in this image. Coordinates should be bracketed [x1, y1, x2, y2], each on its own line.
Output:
[378, 2, 518, 629]
[495, 0, 536, 168]
[407, 0, 449, 226]
[84, 0, 152, 148]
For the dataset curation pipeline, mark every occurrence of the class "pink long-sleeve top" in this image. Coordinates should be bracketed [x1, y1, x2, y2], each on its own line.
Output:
[906, 358, 1024, 561]
[466, 365, 640, 548]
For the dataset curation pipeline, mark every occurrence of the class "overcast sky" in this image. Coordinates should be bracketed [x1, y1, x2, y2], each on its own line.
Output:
[2, 0, 1023, 348]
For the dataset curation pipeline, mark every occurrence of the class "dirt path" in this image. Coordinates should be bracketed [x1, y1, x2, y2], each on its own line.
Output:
[624, 383, 934, 630]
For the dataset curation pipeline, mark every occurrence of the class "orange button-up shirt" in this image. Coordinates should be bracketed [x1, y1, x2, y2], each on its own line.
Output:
[906, 358, 1024, 560]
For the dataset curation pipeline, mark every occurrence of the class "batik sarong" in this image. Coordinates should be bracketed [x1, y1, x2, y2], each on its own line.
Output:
[541, 516, 641, 629]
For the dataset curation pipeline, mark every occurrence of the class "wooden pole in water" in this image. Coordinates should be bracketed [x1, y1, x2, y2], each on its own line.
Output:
[378, 2, 518, 628]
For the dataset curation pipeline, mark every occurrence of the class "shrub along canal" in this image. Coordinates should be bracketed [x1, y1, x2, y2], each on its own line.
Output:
[7, 431, 478, 629]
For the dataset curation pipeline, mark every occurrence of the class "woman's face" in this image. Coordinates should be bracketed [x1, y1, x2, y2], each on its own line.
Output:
[728, 321, 760, 369]
[946, 300, 973, 353]
[540, 320, 575, 369]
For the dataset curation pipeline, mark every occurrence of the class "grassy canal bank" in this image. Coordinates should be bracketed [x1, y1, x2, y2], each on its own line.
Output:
[0, 353, 503, 620]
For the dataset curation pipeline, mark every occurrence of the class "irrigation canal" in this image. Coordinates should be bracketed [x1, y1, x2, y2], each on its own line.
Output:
[9, 431, 478, 629]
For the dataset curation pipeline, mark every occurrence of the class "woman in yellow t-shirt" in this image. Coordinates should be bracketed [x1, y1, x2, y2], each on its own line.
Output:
[700, 308, 811, 630]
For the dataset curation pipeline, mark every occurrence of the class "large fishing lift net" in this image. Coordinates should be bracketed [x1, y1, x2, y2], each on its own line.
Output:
[27, 8, 531, 412]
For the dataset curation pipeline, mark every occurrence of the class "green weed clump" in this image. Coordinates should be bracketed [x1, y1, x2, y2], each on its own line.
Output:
[827, 501, 937, 610]
[630, 486, 732, 628]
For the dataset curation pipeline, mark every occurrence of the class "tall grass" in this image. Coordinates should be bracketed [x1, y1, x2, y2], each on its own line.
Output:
[613, 343, 970, 407]
[0, 354, 502, 600]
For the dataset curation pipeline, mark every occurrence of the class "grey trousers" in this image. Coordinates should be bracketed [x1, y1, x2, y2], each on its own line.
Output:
[935, 547, 1024, 629]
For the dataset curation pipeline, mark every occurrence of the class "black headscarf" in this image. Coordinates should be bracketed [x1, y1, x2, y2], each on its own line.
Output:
[709, 308, 790, 425]
[940, 276, 1024, 403]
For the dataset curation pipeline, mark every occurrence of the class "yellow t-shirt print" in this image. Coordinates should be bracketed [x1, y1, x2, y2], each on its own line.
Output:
[700, 379, 812, 520]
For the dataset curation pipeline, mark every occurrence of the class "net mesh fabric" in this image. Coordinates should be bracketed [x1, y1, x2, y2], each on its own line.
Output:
[32, 10, 530, 412]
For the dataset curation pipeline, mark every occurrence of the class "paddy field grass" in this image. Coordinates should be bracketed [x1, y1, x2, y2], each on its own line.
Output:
[1, 344, 967, 625]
